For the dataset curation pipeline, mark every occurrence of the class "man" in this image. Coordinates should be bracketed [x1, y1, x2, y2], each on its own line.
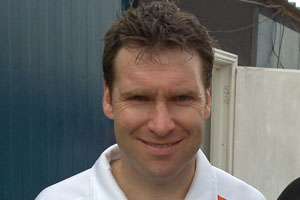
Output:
[36, 1, 266, 199]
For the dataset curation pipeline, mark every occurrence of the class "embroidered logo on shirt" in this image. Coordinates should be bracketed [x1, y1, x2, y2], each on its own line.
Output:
[218, 195, 226, 200]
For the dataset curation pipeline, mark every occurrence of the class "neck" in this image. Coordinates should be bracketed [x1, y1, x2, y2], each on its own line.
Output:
[111, 157, 196, 200]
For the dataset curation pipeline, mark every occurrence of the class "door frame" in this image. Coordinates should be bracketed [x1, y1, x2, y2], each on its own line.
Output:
[210, 48, 238, 173]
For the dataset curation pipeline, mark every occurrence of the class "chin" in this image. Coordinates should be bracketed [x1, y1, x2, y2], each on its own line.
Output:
[143, 160, 188, 181]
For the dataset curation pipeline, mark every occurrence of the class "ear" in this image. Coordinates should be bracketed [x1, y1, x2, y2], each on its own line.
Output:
[103, 84, 114, 120]
[204, 88, 212, 120]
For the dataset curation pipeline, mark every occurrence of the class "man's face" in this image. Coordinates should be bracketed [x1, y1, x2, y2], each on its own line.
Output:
[103, 47, 211, 180]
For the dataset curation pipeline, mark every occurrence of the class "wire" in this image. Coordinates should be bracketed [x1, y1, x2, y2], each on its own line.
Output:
[271, 21, 285, 68]
[298, 38, 300, 69]
[276, 23, 285, 68]
[237, 0, 283, 8]
[238, 0, 300, 28]
[209, 8, 282, 33]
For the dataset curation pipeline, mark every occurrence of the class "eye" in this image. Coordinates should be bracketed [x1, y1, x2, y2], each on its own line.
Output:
[174, 95, 195, 102]
[128, 95, 150, 102]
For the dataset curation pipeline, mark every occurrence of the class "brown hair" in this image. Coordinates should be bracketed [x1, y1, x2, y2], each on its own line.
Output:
[103, 0, 215, 90]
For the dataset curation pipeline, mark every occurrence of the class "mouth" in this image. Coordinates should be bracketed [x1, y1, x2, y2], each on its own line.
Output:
[141, 140, 182, 147]
[138, 139, 183, 156]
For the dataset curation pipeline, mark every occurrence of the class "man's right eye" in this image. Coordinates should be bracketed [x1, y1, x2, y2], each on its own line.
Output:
[128, 95, 149, 101]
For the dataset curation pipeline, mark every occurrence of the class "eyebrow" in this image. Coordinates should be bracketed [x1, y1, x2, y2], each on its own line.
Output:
[120, 88, 202, 98]
[172, 89, 200, 95]
[119, 89, 156, 98]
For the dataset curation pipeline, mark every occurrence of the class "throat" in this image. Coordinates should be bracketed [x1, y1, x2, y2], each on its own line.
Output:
[111, 158, 196, 200]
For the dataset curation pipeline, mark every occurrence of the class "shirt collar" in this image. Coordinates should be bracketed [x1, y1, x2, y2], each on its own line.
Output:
[92, 144, 217, 200]
[92, 144, 127, 200]
[185, 149, 217, 199]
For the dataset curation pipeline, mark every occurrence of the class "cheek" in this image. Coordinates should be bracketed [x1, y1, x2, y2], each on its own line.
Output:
[171, 104, 207, 125]
[113, 103, 151, 133]
[171, 106, 206, 141]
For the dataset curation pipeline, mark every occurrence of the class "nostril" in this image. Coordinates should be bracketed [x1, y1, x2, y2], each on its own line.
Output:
[147, 117, 175, 136]
[147, 101, 176, 135]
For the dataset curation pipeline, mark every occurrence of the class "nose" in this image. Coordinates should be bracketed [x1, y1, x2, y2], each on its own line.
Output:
[147, 101, 175, 136]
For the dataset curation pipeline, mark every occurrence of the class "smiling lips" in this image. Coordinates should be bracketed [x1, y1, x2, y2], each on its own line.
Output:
[139, 139, 183, 156]
[141, 139, 182, 147]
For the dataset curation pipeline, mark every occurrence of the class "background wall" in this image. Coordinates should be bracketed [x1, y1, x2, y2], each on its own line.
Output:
[177, 0, 300, 70]
[178, 0, 256, 66]
[233, 67, 300, 199]
[256, 14, 300, 69]
[0, 0, 121, 199]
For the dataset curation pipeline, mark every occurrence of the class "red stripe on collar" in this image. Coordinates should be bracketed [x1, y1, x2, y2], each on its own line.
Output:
[218, 195, 226, 200]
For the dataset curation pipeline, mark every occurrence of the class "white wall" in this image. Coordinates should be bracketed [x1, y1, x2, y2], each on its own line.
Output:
[233, 67, 300, 199]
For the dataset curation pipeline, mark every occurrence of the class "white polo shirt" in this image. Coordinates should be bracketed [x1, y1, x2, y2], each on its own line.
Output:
[35, 144, 266, 200]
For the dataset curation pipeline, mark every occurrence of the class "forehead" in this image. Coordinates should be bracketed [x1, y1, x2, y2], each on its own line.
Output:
[114, 47, 203, 81]
[111, 47, 208, 96]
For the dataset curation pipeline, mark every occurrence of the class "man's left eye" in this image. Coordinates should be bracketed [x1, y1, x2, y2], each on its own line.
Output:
[174, 95, 194, 102]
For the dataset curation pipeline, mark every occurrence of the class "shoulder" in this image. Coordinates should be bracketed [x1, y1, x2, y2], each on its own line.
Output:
[35, 169, 92, 200]
[213, 166, 266, 200]
[35, 145, 123, 200]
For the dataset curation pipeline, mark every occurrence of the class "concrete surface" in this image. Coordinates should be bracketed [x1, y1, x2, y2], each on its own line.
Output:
[233, 66, 300, 199]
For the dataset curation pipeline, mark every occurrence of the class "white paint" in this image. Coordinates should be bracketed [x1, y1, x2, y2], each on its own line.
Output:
[233, 67, 300, 200]
[210, 48, 300, 199]
[210, 49, 238, 173]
